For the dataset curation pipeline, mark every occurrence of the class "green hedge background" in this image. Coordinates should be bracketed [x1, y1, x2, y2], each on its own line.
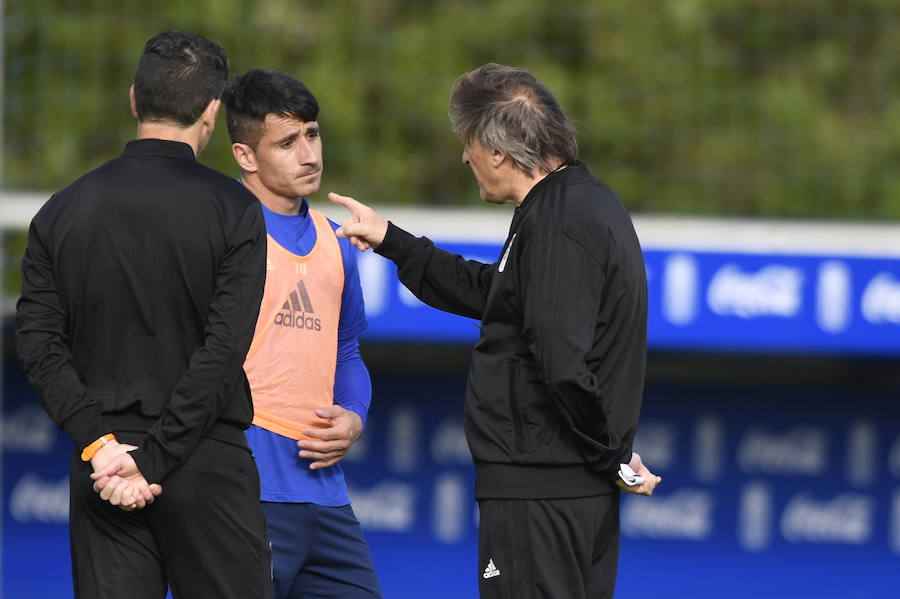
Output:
[5, 0, 900, 218]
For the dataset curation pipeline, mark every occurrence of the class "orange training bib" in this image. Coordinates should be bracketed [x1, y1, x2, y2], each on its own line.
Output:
[244, 209, 344, 440]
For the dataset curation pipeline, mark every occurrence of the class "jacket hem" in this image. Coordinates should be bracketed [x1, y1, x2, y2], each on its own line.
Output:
[475, 462, 617, 500]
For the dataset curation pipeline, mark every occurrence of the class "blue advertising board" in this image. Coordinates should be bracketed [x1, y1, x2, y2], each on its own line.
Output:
[4, 359, 900, 599]
[3, 226, 900, 597]
[358, 242, 900, 355]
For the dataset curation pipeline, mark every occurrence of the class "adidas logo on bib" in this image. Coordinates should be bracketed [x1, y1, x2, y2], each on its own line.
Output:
[274, 279, 322, 331]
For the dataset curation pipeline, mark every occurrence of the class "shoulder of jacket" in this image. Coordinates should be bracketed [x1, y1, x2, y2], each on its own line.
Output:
[192, 164, 259, 206]
[34, 161, 115, 222]
[526, 183, 613, 237]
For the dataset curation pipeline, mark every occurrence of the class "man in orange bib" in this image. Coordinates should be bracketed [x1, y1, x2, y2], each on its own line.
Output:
[223, 69, 382, 599]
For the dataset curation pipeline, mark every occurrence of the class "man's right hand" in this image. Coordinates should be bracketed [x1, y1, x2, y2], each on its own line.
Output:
[328, 192, 388, 251]
[91, 442, 162, 510]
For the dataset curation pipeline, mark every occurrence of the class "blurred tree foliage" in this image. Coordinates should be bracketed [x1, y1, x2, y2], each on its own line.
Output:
[4, 0, 900, 218]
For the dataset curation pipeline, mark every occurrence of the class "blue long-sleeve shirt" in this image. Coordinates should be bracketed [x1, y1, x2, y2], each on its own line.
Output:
[245, 199, 370, 505]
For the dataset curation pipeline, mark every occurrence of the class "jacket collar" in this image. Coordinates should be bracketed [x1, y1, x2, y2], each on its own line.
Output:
[518, 160, 589, 210]
[121, 138, 196, 160]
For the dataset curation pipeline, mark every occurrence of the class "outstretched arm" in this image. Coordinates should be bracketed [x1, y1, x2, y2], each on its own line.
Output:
[330, 192, 495, 318]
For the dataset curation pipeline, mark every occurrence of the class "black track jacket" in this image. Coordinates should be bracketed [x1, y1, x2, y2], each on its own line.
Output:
[377, 162, 647, 499]
[15, 139, 266, 484]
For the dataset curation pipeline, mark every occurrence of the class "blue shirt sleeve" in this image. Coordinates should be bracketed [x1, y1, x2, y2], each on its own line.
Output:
[329, 219, 371, 425]
[333, 337, 371, 427]
[329, 219, 368, 342]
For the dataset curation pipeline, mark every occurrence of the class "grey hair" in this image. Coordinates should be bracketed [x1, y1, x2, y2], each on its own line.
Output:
[449, 63, 578, 176]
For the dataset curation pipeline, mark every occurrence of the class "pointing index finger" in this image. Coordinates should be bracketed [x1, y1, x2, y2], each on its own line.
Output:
[328, 192, 356, 211]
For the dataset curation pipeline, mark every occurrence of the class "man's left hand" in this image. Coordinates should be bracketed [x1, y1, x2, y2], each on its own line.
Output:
[615, 452, 662, 496]
[298, 406, 363, 470]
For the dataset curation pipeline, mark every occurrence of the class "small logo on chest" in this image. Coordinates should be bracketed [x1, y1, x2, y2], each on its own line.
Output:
[498, 234, 517, 273]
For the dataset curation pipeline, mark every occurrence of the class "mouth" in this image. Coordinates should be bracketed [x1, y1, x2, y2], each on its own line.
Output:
[296, 171, 320, 180]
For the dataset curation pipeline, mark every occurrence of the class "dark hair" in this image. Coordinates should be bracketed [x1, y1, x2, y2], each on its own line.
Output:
[449, 63, 578, 176]
[132, 31, 229, 127]
[222, 69, 319, 148]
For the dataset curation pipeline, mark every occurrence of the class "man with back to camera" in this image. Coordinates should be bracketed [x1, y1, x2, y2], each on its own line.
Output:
[15, 31, 271, 598]
[222, 68, 382, 599]
[330, 63, 662, 599]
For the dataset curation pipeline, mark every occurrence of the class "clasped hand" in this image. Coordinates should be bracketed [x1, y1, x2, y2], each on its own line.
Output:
[90, 441, 162, 511]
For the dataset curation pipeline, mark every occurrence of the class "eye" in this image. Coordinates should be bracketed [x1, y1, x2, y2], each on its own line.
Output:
[280, 139, 294, 149]
[308, 129, 319, 140]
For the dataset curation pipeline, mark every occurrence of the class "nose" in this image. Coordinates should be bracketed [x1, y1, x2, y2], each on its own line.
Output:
[298, 140, 318, 166]
[461, 148, 469, 165]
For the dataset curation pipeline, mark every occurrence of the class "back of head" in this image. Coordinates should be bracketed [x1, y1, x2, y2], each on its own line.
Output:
[222, 69, 319, 149]
[133, 31, 229, 127]
[449, 63, 578, 176]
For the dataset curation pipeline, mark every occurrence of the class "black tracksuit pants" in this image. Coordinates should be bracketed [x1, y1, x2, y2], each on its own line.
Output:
[69, 434, 271, 599]
[478, 493, 621, 599]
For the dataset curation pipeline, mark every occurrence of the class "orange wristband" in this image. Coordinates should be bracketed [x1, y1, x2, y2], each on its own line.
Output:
[80, 433, 116, 462]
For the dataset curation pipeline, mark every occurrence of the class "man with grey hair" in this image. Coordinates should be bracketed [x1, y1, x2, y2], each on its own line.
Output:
[330, 63, 660, 598]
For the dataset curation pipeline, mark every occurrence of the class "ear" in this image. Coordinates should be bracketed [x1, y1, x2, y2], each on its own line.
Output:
[490, 148, 505, 168]
[231, 142, 257, 174]
[129, 85, 139, 118]
[202, 98, 221, 127]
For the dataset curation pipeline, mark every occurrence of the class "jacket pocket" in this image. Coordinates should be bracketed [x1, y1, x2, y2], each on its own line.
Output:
[507, 360, 528, 456]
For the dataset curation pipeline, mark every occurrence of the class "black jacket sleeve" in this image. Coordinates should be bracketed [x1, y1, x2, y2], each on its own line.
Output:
[129, 202, 267, 483]
[518, 231, 632, 476]
[15, 214, 112, 450]
[376, 222, 494, 319]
